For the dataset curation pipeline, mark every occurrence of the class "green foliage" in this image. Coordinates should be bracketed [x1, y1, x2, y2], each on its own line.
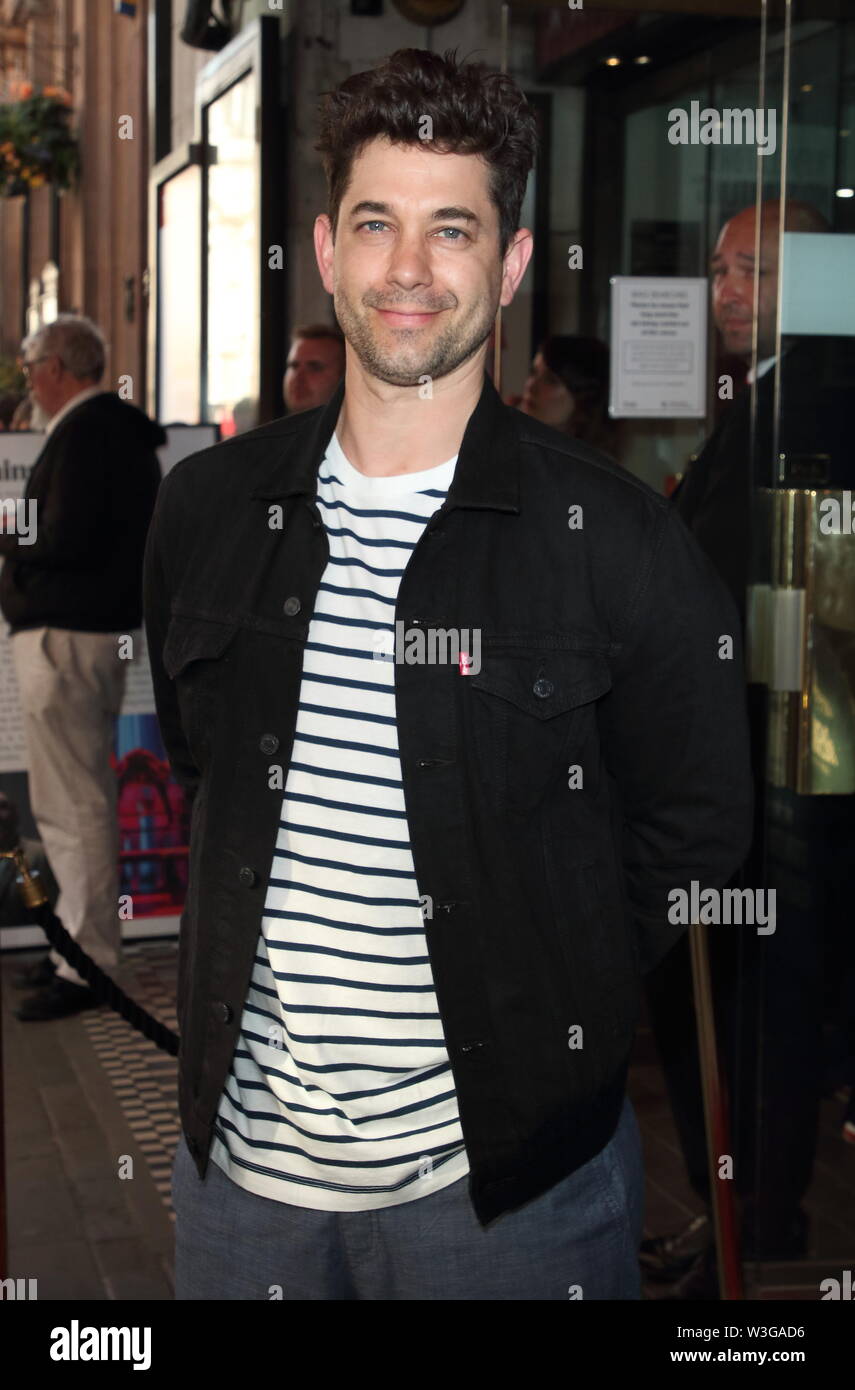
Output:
[0, 87, 80, 197]
[0, 355, 26, 394]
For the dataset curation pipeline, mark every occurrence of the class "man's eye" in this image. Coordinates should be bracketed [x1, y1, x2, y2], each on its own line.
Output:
[435, 227, 468, 241]
[359, 220, 388, 232]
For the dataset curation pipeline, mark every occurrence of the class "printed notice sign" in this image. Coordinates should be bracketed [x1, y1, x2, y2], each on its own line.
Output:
[609, 276, 707, 418]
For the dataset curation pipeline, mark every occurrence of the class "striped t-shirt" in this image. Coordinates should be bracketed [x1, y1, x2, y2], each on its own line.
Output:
[209, 430, 471, 1209]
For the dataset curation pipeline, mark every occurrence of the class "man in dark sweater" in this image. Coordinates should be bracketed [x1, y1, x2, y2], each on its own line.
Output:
[0, 313, 164, 1019]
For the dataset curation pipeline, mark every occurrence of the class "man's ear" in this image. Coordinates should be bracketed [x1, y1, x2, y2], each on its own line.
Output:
[314, 214, 335, 295]
[500, 229, 534, 309]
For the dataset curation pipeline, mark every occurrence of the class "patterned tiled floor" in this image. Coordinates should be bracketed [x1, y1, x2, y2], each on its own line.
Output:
[73, 941, 855, 1282]
[80, 943, 180, 1220]
[4, 938, 854, 1298]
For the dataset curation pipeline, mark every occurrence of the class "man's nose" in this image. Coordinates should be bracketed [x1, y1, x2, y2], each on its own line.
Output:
[386, 231, 432, 291]
[716, 271, 749, 304]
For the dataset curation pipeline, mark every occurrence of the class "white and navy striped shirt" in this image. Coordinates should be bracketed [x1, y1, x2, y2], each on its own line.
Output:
[209, 431, 470, 1209]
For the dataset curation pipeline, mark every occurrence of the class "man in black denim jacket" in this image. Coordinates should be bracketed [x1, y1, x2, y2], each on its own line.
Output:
[145, 50, 753, 1300]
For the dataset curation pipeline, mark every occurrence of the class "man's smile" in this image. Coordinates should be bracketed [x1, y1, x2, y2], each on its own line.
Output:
[374, 307, 441, 328]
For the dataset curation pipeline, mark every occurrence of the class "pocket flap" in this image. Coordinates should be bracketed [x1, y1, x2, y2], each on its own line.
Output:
[162, 611, 240, 679]
[469, 649, 612, 718]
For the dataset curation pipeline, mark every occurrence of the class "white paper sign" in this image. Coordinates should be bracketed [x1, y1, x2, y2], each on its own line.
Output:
[155, 424, 220, 477]
[609, 276, 708, 418]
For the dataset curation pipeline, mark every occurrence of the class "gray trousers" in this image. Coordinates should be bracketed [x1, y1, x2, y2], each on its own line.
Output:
[11, 626, 126, 986]
[171, 1096, 645, 1300]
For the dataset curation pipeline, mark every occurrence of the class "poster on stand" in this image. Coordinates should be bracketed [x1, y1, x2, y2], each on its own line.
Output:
[0, 423, 219, 943]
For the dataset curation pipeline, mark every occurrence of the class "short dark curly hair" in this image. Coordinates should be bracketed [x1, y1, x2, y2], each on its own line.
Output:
[316, 48, 538, 256]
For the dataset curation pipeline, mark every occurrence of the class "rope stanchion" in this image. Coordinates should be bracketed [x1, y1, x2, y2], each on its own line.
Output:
[1, 846, 180, 1057]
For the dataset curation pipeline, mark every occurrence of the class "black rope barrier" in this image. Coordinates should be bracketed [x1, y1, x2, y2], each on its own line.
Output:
[2, 847, 180, 1057]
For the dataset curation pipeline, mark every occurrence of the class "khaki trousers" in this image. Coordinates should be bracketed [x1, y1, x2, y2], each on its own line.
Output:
[11, 626, 127, 987]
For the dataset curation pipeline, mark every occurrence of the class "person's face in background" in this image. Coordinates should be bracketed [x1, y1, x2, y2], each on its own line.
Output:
[520, 351, 575, 429]
[283, 336, 345, 413]
[20, 352, 68, 419]
[710, 207, 780, 361]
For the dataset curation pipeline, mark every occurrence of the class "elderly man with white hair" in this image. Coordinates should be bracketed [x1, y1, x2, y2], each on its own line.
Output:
[0, 313, 165, 1019]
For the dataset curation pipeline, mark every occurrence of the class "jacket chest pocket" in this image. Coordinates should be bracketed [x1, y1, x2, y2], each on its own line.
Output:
[162, 610, 241, 769]
[466, 646, 612, 815]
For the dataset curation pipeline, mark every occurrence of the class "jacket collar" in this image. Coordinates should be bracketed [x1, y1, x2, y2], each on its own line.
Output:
[45, 386, 108, 436]
[249, 372, 521, 514]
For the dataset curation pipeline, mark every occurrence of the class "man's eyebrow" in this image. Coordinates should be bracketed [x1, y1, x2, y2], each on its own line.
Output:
[346, 200, 480, 223]
[347, 200, 393, 218]
[431, 206, 479, 223]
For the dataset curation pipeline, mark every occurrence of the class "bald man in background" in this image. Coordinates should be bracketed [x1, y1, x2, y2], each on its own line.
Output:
[674, 199, 852, 617]
[645, 199, 855, 1295]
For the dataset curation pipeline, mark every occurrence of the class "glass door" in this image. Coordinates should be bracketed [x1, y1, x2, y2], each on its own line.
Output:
[522, 0, 855, 1297]
[747, 0, 855, 1289]
[157, 163, 202, 424]
[203, 71, 260, 436]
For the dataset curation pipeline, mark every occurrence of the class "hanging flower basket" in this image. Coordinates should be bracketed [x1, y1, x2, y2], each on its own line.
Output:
[0, 84, 80, 197]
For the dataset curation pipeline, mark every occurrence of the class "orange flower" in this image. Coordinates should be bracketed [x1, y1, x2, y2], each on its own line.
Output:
[18, 82, 33, 99]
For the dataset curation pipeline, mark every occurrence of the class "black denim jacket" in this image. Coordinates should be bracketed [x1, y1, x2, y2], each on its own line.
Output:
[143, 375, 753, 1224]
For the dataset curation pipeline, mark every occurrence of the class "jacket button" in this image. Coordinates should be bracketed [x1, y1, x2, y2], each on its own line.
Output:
[533, 678, 554, 699]
[238, 866, 258, 887]
[460, 1039, 487, 1055]
[187, 1135, 199, 1157]
[259, 733, 279, 755]
[283, 596, 301, 616]
[214, 1001, 233, 1024]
